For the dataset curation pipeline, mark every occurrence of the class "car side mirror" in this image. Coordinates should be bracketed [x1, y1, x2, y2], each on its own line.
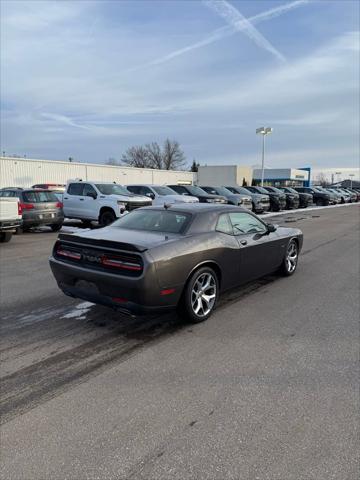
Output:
[87, 192, 97, 199]
[146, 192, 155, 200]
[267, 223, 277, 233]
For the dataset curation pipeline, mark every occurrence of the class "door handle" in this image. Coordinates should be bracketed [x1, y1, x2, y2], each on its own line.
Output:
[64, 197, 68, 200]
[240, 239, 247, 246]
[79, 198, 84, 201]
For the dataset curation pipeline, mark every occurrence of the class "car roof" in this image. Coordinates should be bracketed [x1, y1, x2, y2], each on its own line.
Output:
[138, 203, 250, 214]
[127, 184, 169, 188]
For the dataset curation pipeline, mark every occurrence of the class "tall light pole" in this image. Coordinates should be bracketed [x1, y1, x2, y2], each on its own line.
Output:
[256, 127, 273, 186]
[349, 173, 355, 189]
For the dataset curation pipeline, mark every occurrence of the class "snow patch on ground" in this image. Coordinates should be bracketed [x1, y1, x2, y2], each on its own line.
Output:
[61, 302, 94, 319]
[259, 202, 358, 219]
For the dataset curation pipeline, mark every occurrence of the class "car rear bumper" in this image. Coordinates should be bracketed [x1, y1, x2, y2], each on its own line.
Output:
[0, 220, 21, 231]
[23, 212, 64, 227]
[60, 284, 174, 316]
[49, 256, 180, 315]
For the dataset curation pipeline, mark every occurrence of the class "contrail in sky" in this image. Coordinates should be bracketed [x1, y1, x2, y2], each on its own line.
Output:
[203, 0, 286, 62]
[144, 0, 308, 67]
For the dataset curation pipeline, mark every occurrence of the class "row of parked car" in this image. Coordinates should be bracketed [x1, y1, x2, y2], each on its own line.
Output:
[0, 181, 359, 242]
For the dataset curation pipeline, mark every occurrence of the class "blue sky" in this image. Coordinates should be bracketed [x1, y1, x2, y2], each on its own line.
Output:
[1, 0, 359, 168]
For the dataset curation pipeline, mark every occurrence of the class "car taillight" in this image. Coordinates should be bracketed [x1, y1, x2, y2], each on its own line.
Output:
[18, 202, 22, 215]
[56, 244, 81, 260]
[56, 202, 63, 208]
[19, 203, 35, 210]
[101, 255, 142, 271]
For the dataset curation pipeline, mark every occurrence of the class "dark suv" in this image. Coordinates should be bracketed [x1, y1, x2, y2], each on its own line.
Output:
[167, 185, 227, 204]
[295, 187, 330, 206]
[263, 186, 299, 209]
[0, 188, 64, 231]
[279, 187, 313, 208]
[245, 186, 286, 211]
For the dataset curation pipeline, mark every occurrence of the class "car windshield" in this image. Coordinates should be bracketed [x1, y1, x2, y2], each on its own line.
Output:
[22, 191, 59, 202]
[232, 186, 250, 195]
[95, 184, 129, 195]
[213, 186, 232, 196]
[111, 209, 190, 234]
[285, 187, 298, 194]
[254, 186, 269, 194]
[187, 186, 208, 196]
[152, 186, 177, 196]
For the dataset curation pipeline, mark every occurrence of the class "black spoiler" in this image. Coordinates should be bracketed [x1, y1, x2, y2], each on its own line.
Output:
[57, 233, 147, 252]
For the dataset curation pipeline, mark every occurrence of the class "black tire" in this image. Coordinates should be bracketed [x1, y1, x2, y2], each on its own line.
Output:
[280, 239, 299, 276]
[99, 209, 116, 227]
[178, 266, 219, 323]
[81, 220, 92, 228]
[0, 232, 12, 243]
[51, 223, 63, 232]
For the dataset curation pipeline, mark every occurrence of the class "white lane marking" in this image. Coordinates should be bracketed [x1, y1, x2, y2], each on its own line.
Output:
[61, 302, 94, 319]
[259, 202, 358, 219]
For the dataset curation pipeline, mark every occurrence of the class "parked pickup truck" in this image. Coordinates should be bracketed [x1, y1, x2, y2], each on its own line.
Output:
[0, 198, 22, 243]
[63, 180, 152, 226]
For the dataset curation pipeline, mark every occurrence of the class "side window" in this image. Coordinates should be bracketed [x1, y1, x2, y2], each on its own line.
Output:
[170, 185, 184, 194]
[228, 212, 267, 235]
[216, 214, 233, 235]
[67, 183, 84, 196]
[83, 184, 97, 196]
[127, 186, 140, 194]
[139, 186, 152, 196]
[0, 191, 12, 197]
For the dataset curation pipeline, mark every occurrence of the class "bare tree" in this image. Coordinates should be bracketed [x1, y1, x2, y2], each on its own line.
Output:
[145, 142, 163, 169]
[316, 172, 329, 186]
[121, 146, 152, 168]
[162, 138, 186, 170]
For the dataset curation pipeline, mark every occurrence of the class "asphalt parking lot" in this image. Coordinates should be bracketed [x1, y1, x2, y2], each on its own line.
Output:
[0, 204, 359, 480]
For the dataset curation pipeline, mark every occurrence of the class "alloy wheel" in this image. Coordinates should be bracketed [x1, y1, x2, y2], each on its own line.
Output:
[286, 241, 298, 273]
[191, 272, 217, 318]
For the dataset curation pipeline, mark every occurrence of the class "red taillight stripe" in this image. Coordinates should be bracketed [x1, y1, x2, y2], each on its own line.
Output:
[101, 256, 142, 271]
[160, 288, 176, 296]
[56, 248, 81, 260]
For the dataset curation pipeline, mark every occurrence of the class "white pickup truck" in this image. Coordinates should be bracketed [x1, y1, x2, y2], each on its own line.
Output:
[0, 198, 22, 243]
[63, 180, 152, 226]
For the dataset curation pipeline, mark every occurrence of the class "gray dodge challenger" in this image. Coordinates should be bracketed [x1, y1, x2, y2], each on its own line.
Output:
[50, 204, 303, 323]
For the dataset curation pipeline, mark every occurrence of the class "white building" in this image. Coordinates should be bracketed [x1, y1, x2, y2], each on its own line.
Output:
[0, 157, 195, 189]
[252, 168, 309, 186]
[197, 165, 253, 186]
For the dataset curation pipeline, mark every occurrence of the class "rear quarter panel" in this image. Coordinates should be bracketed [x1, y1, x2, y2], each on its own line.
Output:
[148, 232, 240, 291]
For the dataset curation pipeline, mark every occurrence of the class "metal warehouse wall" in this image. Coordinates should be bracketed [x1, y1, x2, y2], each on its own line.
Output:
[197, 165, 252, 186]
[0, 157, 195, 188]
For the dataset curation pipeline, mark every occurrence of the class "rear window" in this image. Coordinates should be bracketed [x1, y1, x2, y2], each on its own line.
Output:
[22, 191, 59, 203]
[111, 209, 190, 233]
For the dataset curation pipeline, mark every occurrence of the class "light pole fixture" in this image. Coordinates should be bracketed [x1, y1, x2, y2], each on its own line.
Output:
[335, 171, 342, 183]
[349, 173, 355, 189]
[256, 127, 273, 186]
